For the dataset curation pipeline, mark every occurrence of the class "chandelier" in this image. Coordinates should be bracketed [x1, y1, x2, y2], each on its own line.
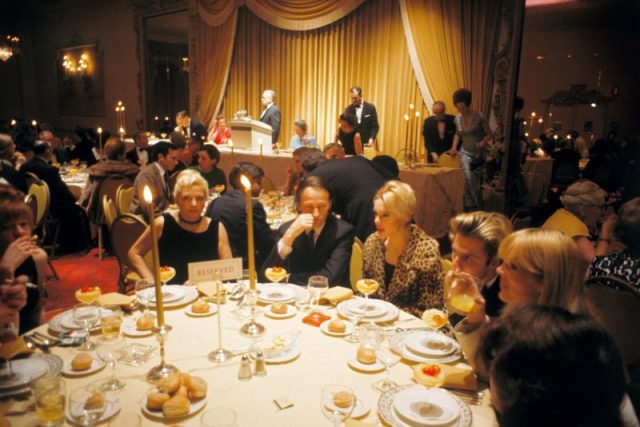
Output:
[0, 34, 20, 62]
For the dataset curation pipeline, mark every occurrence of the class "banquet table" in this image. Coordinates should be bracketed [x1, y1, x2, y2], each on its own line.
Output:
[8, 293, 497, 426]
[217, 148, 464, 239]
[522, 157, 553, 207]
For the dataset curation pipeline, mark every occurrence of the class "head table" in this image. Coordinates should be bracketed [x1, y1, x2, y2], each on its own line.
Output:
[9, 291, 497, 426]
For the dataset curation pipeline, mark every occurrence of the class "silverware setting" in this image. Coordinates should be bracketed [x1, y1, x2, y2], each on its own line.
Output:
[450, 389, 485, 405]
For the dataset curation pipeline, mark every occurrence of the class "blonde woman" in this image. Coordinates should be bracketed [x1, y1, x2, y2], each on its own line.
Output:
[362, 180, 444, 316]
[129, 170, 232, 284]
[543, 179, 616, 263]
[454, 228, 592, 376]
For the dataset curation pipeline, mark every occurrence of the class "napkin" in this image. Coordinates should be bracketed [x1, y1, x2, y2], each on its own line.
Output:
[320, 286, 353, 305]
[413, 362, 478, 391]
[196, 281, 225, 298]
[0, 337, 34, 359]
[96, 292, 135, 307]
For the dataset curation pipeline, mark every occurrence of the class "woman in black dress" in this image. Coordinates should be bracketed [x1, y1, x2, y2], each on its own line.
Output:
[334, 113, 362, 156]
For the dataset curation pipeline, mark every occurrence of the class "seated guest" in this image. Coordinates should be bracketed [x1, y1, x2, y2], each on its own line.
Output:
[0, 134, 27, 192]
[39, 130, 67, 165]
[543, 179, 616, 263]
[185, 136, 203, 167]
[478, 305, 629, 427]
[590, 197, 640, 289]
[0, 184, 48, 333]
[283, 147, 308, 196]
[362, 181, 444, 316]
[206, 162, 274, 269]
[0, 267, 28, 336]
[334, 113, 362, 156]
[371, 155, 399, 178]
[126, 131, 150, 167]
[71, 126, 99, 165]
[129, 170, 232, 285]
[130, 141, 178, 218]
[207, 115, 232, 145]
[289, 119, 317, 149]
[190, 144, 226, 191]
[168, 131, 188, 174]
[78, 137, 139, 224]
[449, 211, 512, 318]
[175, 110, 207, 140]
[323, 142, 345, 160]
[454, 228, 592, 376]
[260, 176, 354, 287]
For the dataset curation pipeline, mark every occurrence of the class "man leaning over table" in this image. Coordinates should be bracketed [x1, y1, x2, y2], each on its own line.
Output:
[259, 176, 354, 287]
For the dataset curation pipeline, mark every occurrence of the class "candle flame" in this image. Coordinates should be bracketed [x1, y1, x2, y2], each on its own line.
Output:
[31, 120, 37, 126]
[240, 175, 251, 191]
[97, 127, 102, 133]
[403, 114, 410, 121]
[531, 112, 537, 117]
[10, 119, 16, 126]
[228, 140, 233, 147]
[415, 111, 420, 117]
[143, 186, 153, 203]
[409, 103, 415, 110]
[119, 127, 125, 133]
[117, 101, 123, 106]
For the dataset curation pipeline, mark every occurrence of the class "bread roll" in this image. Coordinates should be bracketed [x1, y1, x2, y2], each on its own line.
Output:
[146, 392, 170, 411]
[356, 347, 376, 365]
[162, 395, 190, 417]
[71, 352, 93, 371]
[136, 314, 154, 331]
[333, 391, 354, 408]
[186, 375, 207, 400]
[84, 392, 105, 410]
[271, 303, 288, 314]
[156, 372, 182, 394]
[328, 318, 346, 333]
[191, 299, 210, 314]
[176, 385, 188, 398]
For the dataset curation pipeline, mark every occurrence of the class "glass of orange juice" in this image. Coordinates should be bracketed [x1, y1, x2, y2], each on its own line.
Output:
[444, 271, 480, 315]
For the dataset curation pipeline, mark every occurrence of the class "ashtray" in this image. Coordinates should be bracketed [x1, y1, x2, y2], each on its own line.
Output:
[116, 343, 157, 366]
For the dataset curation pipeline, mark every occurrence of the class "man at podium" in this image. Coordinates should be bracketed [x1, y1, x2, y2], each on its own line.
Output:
[259, 89, 281, 147]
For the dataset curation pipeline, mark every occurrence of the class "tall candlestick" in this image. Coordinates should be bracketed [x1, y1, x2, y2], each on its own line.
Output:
[240, 175, 256, 291]
[97, 127, 103, 151]
[229, 140, 234, 163]
[143, 186, 164, 327]
[403, 114, 410, 162]
[259, 140, 263, 168]
[414, 111, 421, 155]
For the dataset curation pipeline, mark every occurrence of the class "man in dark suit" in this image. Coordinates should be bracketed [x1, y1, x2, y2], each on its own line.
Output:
[129, 141, 178, 218]
[175, 111, 207, 141]
[205, 162, 274, 269]
[126, 131, 150, 167]
[260, 176, 354, 287]
[259, 89, 281, 146]
[345, 86, 379, 147]
[305, 150, 393, 242]
[423, 101, 456, 163]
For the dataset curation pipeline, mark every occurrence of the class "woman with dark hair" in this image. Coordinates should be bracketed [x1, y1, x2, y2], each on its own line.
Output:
[334, 113, 362, 156]
[449, 88, 493, 211]
[190, 144, 227, 191]
[478, 305, 630, 427]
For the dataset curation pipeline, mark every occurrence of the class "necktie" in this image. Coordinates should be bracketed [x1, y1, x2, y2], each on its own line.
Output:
[308, 230, 315, 248]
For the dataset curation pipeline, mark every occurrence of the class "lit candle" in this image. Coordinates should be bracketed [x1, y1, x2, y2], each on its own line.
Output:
[259, 140, 263, 168]
[415, 110, 421, 154]
[229, 140, 234, 163]
[143, 186, 164, 327]
[31, 120, 37, 132]
[10, 119, 16, 127]
[97, 127, 103, 156]
[240, 175, 256, 291]
[403, 114, 410, 158]
[119, 127, 125, 139]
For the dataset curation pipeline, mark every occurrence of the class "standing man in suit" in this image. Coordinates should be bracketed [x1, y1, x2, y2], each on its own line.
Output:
[259, 176, 355, 287]
[423, 101, 456, 163]
[126, 131, 150, 167]
[259, 89, 281, 147]
[205, 162, 274, 269]
[175, 111, 207, 141]
[345, 86, 379, 149]
[129, 141, 178, 218]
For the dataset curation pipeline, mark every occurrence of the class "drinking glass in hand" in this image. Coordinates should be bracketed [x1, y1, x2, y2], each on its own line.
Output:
[34, 377, 66, 427]
[321, 385, 356, 427]
[308, 275, 329, 312]
[73, 303, 100, 351]
[444, 272, 480, 315]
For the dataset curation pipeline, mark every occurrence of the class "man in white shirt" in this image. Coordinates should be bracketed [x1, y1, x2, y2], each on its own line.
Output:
[259, 89, 281, 147]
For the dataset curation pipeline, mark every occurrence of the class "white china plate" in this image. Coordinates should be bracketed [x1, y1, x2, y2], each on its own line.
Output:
[60, 308, 112, 331]
[148, 286, 198, 309]
[378, 384, 472, 427]
[320, 319, 354, 337]
[390, 331, 461, 364]
[148, 286, 184, 303]
[122, 319, 154, 337]
[0, 353, 63, 393]
[0, 372, 28, 390]
[323, 391, 370, 419]
[142, 396, 207, 420]
[257, 283, 298, 303]
[404, 333, 457, 358]
[62, 354, 106, 377]
[185, 302, 219, 317]
[343, 299, 387, 318]
[337, 299, 399, 324]
[264, 304, 297, 319]
[264, 341, 302, 364]
[393, 387, 459, 426]
[66, 394, 121, 426]
[347, 357, 385, 373]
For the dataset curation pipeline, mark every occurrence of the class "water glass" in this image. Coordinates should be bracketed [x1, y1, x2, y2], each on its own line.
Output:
[99, 305, 122, 342]
[34, 377, 66, 427]
[73, 303, 100, 351]
[294, 288, 311, 312]
[373, 345, 401, 392]
[135, 279, 154, 315]
[345, 303, 366, 344]
[307, 275, 329, 312]
[200, 407, 238, 427]
[97, 343, 126, 391]
[68, 386, 106, 426]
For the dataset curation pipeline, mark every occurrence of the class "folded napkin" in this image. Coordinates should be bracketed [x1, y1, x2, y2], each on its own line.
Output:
[196, 281, 226, 298]
[0, 337, 34, 360]
[413, 362, 478, 391]
[96, 292, 135, 307]
[320, 286, 353, 305]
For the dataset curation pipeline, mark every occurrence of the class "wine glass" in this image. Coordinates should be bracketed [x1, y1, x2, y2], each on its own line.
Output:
[344, 303, 366, 344]
[373, 345, 401, 392]
[34, 377, 66, 427]
[355, 279, 380, 313]
[200, 407, 239, 427]
[444, 272, 480, 316]
[159, 265, 176, 285]
[135, 279, 154, 316]
[321, 385, 356, 427]
[68, 386, 106, 426]
[73, 303, 101, 351]
[308, 276, 329, 313]
[265, 266, 288, 283]
[96, 342, 126, 391]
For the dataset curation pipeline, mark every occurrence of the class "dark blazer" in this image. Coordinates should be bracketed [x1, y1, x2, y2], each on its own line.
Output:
[0, 160, 27, 192]
[205, 189, 275, 269]
[130, 163, 171, 218]
[482, 276, 505, 318]
[345, 101, 379, 144]
[422, 114, 456, 160]
[178, 118, 207, 140]
[126, 147, 148, 167]
[309, 156, 392, 241]
[21, 157, 77, 219]
[259, 214, 355, 287]
[260, 104, 281, 144]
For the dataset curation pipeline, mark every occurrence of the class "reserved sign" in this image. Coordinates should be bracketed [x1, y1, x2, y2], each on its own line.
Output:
[188, 258, 243, 283]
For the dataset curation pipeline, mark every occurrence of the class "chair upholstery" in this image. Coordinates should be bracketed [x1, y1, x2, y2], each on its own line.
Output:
[585, 275, 640, 367]
[96, 175, 133, 224]
[115, 185, 134, 215]
[349, 237, 364, 291]
[28, 182, 49, 229]
[437, 153, 461, 168]
[102, 196, 118, 228]
[24, 194, 39, 229]
[110, 213, 150, 293]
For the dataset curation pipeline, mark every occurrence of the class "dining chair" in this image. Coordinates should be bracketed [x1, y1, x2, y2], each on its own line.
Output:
[27, 180, 60, 279]
[95, 175, 133, 260]
[115, 185, 134, 215]
[102, 195, 118, 229]
[349, 237, 364, 291]
[110, 213, 151, 293]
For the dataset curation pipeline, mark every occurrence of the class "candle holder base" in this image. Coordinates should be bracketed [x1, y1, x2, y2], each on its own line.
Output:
[208, 348, 234, 363]
[240, 321, 266, 337]
[146, 362, 179, 383]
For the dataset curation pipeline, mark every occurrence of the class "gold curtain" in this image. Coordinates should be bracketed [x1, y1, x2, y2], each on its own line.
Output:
[219, 0, 428, 157]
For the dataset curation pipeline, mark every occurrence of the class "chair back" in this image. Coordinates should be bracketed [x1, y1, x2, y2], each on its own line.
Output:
[349, 237, 364, 291]
[262, 176, 276, 193]
[102, 196, 118, 228]
[24, 194, 39, 228]
[95, 175, 132, 225]
[23, 171, 43, 189]
[585, 275, 640, 366]
[437, 153, 461, 168]
[115, 185, 134, 215]
[111, 214, 150, 290]
[27, 182, 50, 229]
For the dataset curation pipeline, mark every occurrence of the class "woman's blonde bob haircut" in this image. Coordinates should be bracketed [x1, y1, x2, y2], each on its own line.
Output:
[498, 228, 591, 315]
[173, 169, 209, 200]
[373, 180, 415, 224]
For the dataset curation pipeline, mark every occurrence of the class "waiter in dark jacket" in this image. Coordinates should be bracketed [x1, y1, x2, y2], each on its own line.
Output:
[423, 101, 456, 163]
[345, 86, 379, 148]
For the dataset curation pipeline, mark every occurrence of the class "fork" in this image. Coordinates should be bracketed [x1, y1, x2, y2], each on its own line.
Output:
[450, 389, 484, 405]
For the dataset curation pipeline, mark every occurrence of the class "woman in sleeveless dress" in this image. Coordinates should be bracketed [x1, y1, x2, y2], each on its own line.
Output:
[334, 113, 362, 156]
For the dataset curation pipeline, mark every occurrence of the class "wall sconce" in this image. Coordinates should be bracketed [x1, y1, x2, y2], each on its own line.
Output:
[59, 45, 95, 77]
[0, 34, 20, 62]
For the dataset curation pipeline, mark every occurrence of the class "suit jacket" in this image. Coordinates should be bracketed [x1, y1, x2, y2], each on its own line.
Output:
[309, 156, 392, 241]
[259, 104, 281, 144]
[205, 189, 275, 268]
[129, 163, 171, 218]
[126, 147, 149, 167]
[21, 157, 77, 220]
[482, 276, 505, 318]
[176, 118, 207, 140]
[345, 101, 379, 144]
[259, 214, 355, 287]
[423, 114, 456, 160]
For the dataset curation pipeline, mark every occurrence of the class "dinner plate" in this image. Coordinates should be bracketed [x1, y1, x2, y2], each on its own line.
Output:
[61, 354, 106, 377]
[264, 304, 297, 319]
[389, 331, 461, 364]
[323, 391, 370, 419]
[264, 341, 302, 364]
[66, 394, 121, 426]
[142, 397, 207, 420]
[404, 333, 457, 358]
[320, 319, 354, 337]
[378, 384, 472, 427]
[257, 283, 298, 303]
[59, 308, 112, 331]
[122, 320, 154, 337]
[0, 372, 28, 390]
[148, 286, 184, 303]
[347, 357, 385, 373]
[148, 286, 198, 309]
[185, 302, 219, 317]
[343, 299, 387, 318]
[337, 299, 399, 324]
[0, 357, 51, 390]
[393, 387, 459, 426]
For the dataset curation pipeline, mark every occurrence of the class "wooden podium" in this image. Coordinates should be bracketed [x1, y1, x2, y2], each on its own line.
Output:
[229, 119, 273, 152]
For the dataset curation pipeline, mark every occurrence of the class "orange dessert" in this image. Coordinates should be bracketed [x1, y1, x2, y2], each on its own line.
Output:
[75, 286, 102, 304]
[421, 309, 449, 329]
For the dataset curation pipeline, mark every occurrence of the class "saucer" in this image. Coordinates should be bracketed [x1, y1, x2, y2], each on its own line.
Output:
[347, 357, 385, 373]
[264, 304, 297, 319]
[62, 354, 105, 377]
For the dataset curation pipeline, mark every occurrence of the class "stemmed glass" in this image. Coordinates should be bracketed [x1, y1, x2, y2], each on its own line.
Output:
[373, 344, 401, 392]
[321, 385, 356, 427]
[308, 275, 329, 313]
[73, 303, 101, 351]
[355, 279, 380, 312]
[344, 303, 366, 344]
[135, 279, 154, 317]
[444, 272, 480, 316]
[68, 386, 106, 427]
[97, 342, 126, 391]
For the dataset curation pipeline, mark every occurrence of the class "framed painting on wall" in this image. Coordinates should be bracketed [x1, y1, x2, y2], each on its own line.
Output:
[57, 43, 104, 116]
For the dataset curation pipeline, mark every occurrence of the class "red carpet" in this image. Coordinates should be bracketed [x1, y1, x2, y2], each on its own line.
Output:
[44, 248, 120, 315]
